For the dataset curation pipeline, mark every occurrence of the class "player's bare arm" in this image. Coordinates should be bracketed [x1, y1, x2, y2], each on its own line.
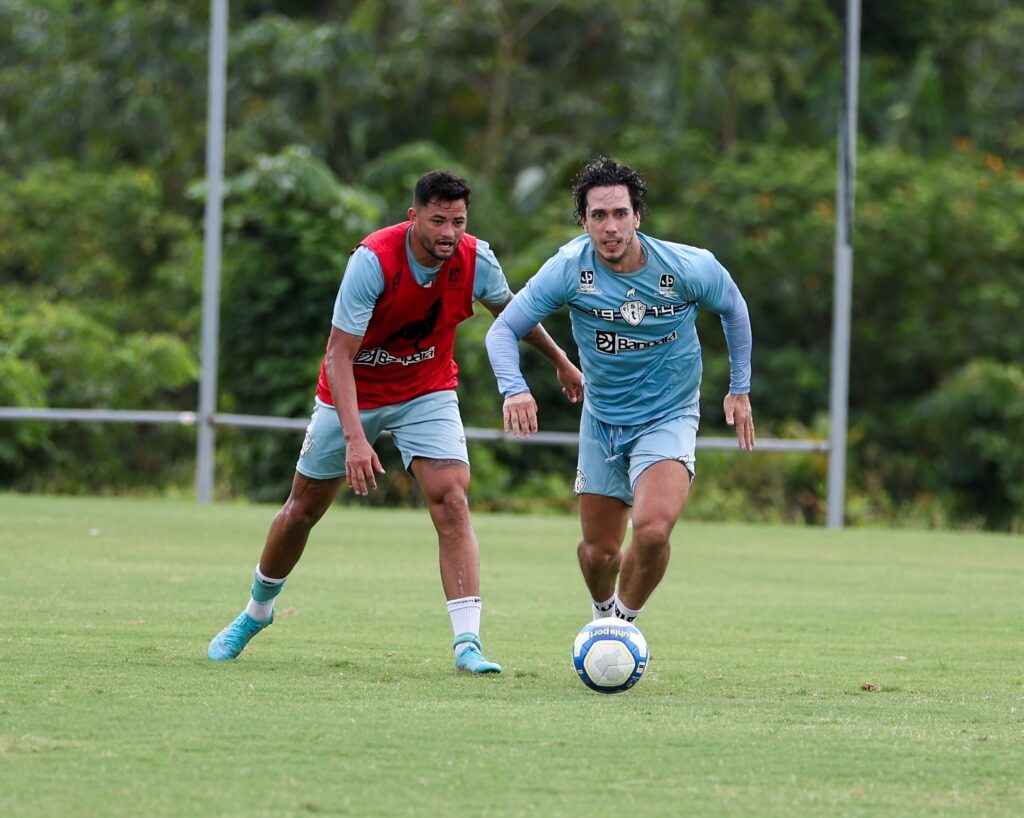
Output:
[723, 392, 756, 452]
[323, 326, 386, 495]
[482, 296, 584, 404]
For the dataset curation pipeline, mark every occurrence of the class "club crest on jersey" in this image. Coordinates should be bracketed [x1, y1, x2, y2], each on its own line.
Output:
[576, 269, 602, 295]
[619, 300, 647, 326]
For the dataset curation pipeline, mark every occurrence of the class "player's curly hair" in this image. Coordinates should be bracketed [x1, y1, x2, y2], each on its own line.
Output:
[414, 170, 471, 208]
[571, 156, 648, 226]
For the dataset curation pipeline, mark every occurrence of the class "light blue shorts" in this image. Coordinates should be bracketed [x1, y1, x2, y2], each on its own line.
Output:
[574, 404, 699, 506]
[295, 390, 468, 479]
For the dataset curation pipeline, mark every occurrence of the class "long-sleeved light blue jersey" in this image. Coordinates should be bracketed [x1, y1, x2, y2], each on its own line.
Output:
[487, 232, 751, 426]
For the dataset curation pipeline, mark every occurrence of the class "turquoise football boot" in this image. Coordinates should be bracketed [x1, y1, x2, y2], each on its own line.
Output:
[453, 632, 502, 674]
[208, 612, 272, 660]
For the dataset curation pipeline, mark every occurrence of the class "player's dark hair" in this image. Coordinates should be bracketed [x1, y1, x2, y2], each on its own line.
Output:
[572, 156, 648, 225]
[414, 170, 471, 209]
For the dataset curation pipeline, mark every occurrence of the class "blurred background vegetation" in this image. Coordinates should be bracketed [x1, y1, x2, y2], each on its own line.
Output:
[1, 0, 1021, 530]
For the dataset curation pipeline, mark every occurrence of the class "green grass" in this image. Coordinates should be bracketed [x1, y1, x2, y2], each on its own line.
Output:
[1, 493, 1022, 817]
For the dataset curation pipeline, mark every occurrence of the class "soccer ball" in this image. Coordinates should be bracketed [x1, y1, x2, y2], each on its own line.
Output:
[572, 617, 649, 694]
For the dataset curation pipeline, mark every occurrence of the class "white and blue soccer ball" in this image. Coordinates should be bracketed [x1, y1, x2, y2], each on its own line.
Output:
[572, 617, 649, 694]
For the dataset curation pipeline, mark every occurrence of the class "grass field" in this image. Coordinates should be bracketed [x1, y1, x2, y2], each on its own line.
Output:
[1, 493, 1022, 817]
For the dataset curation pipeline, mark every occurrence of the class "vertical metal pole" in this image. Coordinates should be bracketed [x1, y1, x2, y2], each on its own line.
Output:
[826, 0, 861, 528]
[196, 0, 228, 503]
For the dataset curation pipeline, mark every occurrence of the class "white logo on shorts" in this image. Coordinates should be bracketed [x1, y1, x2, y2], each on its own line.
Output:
[300, 433, 314, 457]
[574, 469, 587, 494]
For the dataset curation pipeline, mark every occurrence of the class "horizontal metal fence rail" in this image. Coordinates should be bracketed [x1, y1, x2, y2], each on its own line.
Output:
[0, 407, 202, 425]
[0, 407, 830, 452]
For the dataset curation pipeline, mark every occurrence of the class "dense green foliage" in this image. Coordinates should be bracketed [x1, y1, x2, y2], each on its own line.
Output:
[1, 0, 1021, 528]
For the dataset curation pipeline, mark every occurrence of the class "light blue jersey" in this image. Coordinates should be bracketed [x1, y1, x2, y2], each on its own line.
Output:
[332, 235, 511, 336]
[488, 232, 751, 426]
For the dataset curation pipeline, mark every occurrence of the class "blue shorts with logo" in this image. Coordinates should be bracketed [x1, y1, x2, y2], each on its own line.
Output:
[574, 403, 699, 506]
[295, 390, 468, 479]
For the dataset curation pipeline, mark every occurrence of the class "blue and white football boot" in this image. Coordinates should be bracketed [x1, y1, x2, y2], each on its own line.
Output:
[453, 633, 502, 674]
[207, 612, 272, 660]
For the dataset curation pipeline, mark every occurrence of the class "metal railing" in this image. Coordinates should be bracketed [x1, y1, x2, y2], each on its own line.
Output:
[0, 406, 830, 452]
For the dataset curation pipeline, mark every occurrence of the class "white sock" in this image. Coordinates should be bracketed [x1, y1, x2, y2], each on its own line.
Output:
[613, 594, 643, 623]
[447, 596, 482, 654]
[245, 565, 285, 622]
[592, 594, 616, 620]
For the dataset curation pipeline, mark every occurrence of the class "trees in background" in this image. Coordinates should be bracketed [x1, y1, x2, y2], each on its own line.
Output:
[1, 0, 1021, 528]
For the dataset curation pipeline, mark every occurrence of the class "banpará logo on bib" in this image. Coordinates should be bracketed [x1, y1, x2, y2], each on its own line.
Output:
[354, 346, 436, 366]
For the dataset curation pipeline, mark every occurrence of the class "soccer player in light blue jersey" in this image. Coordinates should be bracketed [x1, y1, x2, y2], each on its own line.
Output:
[486, 156, 755, 624]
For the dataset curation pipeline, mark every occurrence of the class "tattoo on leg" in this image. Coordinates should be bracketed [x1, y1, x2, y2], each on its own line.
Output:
[421, 459, 466, 472]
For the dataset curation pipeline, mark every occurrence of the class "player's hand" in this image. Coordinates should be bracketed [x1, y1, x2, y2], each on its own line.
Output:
[556, 360, 584, 404]
[724, 392, 756, 452]
[503, 391, 539, 438]
[345, 436, 385, 496]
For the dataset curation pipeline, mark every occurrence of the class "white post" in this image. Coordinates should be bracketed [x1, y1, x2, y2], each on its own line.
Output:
[826, 0, 861, 529]
[196, 0, 228, 503]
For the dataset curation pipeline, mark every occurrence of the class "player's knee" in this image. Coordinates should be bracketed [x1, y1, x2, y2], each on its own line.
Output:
[279, 497, 327, 531]
[579, 538, 620, 569]
[631, 518, 673, 551]
[432, 484, 471, 523]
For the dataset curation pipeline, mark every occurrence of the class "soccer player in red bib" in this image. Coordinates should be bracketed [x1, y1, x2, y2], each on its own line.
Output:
[209, 170, 583, 672]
